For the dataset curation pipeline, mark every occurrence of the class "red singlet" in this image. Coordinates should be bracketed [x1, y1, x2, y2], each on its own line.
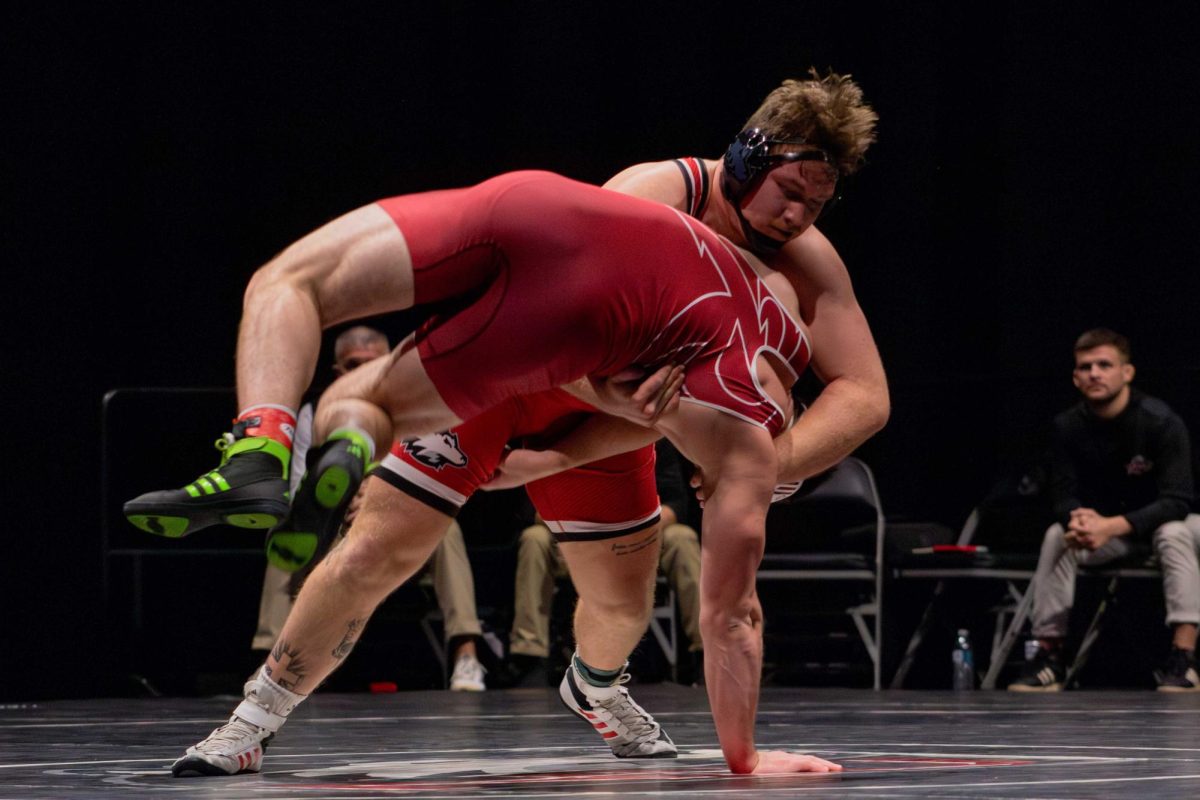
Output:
[376, 171, 811, 437]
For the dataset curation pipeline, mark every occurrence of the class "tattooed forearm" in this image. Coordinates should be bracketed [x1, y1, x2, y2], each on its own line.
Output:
[332, 618, 366, 660]
[266, 639, 310, 691]
[610, 529, 660, 556]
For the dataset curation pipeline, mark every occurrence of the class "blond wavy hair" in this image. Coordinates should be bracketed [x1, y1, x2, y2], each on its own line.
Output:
[742, 69, 878, 175]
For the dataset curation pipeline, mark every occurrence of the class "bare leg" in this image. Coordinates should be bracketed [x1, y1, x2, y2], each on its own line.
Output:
[236, 204, 414, 411]
[559, 525, 661, 671]
[314, 337, 462, 458]
[127, 207, 415, 541]
[173, 479, 455, 776]
[552, 523, 677, 760]
[263, 479, 452, 694]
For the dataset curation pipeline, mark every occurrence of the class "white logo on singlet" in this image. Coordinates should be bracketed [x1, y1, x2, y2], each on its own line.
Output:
[404, 432, 469, 470]
[634, 210, 809, 429]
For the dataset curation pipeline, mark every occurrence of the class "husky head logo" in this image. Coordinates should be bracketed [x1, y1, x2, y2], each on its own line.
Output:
[404, 432, 469, 470]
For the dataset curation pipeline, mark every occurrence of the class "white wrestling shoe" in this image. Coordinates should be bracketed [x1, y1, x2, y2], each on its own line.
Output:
[172, 666, 304, 777]
[171, 716, 272, 776]
[559, 656, 676, 758]
[449, 653, 487, 692]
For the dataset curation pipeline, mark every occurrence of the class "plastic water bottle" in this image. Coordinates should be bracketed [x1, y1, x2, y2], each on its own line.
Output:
[952, 629, 975, 690]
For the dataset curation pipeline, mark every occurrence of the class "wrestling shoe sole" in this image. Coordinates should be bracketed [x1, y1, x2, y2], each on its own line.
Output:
[124, 489, 289, 538]
[171, 755, 258, 777]
[266, 444, 362, 572]
[170, 729, 274, 777]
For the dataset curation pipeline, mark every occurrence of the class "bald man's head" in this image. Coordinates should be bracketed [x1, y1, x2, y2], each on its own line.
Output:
[333, 326, 390, 375]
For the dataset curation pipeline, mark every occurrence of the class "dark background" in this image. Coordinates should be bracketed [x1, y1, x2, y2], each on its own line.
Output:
[6, 2, 1200, 698]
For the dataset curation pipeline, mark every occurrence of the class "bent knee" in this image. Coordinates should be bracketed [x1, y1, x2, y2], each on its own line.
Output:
[519, 525, 554, 553]
[1155, 521, 1193, 549]
[582, 587, 655, 621]
[247, 254, 303, 295]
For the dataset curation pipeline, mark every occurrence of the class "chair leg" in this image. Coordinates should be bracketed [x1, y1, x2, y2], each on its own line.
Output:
[889, 581, 945, 689]
[989, 581, 1025, 659]
[848, 602, 879, 688]
[646, 587, 678, 681]
[982, 578, 1035, 689]
[419, 610, 448, 688]
[1065, 576, 1120, 689]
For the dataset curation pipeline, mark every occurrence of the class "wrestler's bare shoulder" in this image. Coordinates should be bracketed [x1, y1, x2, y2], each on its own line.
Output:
[771, 225, 850, 292]
[603, 159, 707, 207]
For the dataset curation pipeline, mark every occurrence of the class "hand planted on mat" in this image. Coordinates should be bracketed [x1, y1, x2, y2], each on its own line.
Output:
[750, 750, 843, 773]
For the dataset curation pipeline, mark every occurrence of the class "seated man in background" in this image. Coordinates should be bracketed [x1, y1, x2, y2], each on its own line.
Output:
[496, 440, 703, 687]
[252, 326, 488, 691]
[1009, 328, 1200, 692]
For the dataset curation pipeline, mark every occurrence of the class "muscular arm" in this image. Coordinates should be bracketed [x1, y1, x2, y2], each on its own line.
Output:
[484, 367, 684, 490]
[770, 229, 889, 482]
[659, 403, 839, 774]
[658, 404, 773, 772]
[483, 412, 663, 490]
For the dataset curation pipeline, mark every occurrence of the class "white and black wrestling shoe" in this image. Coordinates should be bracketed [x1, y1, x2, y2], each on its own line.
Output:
[558, 655, 677, 758]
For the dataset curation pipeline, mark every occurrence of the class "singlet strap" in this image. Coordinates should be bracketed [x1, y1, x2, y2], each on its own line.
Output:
[672, 157, 711, 219]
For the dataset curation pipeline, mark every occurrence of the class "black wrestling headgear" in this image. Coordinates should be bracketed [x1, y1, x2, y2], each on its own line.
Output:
[720, 128, 839, 254]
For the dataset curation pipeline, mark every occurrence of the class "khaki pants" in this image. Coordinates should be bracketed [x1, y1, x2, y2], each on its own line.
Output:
[1031, 513, 1200, 639]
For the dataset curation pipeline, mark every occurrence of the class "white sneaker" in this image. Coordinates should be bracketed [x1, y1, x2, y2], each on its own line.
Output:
[449, 653, 487, 691]
[171, 716, 272, 776]
[559, 658, 676, 758]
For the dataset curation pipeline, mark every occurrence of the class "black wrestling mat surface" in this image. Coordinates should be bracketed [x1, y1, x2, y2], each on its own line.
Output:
[3, 686, 1199, 798]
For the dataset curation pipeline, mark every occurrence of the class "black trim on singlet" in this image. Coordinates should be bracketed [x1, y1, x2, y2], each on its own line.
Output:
[671, 158, 710, 219]
[373, 464, 462, 518]
[551, 512, 662, 543]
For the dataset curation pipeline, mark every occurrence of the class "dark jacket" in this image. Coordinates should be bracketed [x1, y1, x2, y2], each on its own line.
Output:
[1049, 389, 1194, 537]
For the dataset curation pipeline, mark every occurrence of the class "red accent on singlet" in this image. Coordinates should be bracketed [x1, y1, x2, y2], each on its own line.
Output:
[376, 171, 810, 436]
